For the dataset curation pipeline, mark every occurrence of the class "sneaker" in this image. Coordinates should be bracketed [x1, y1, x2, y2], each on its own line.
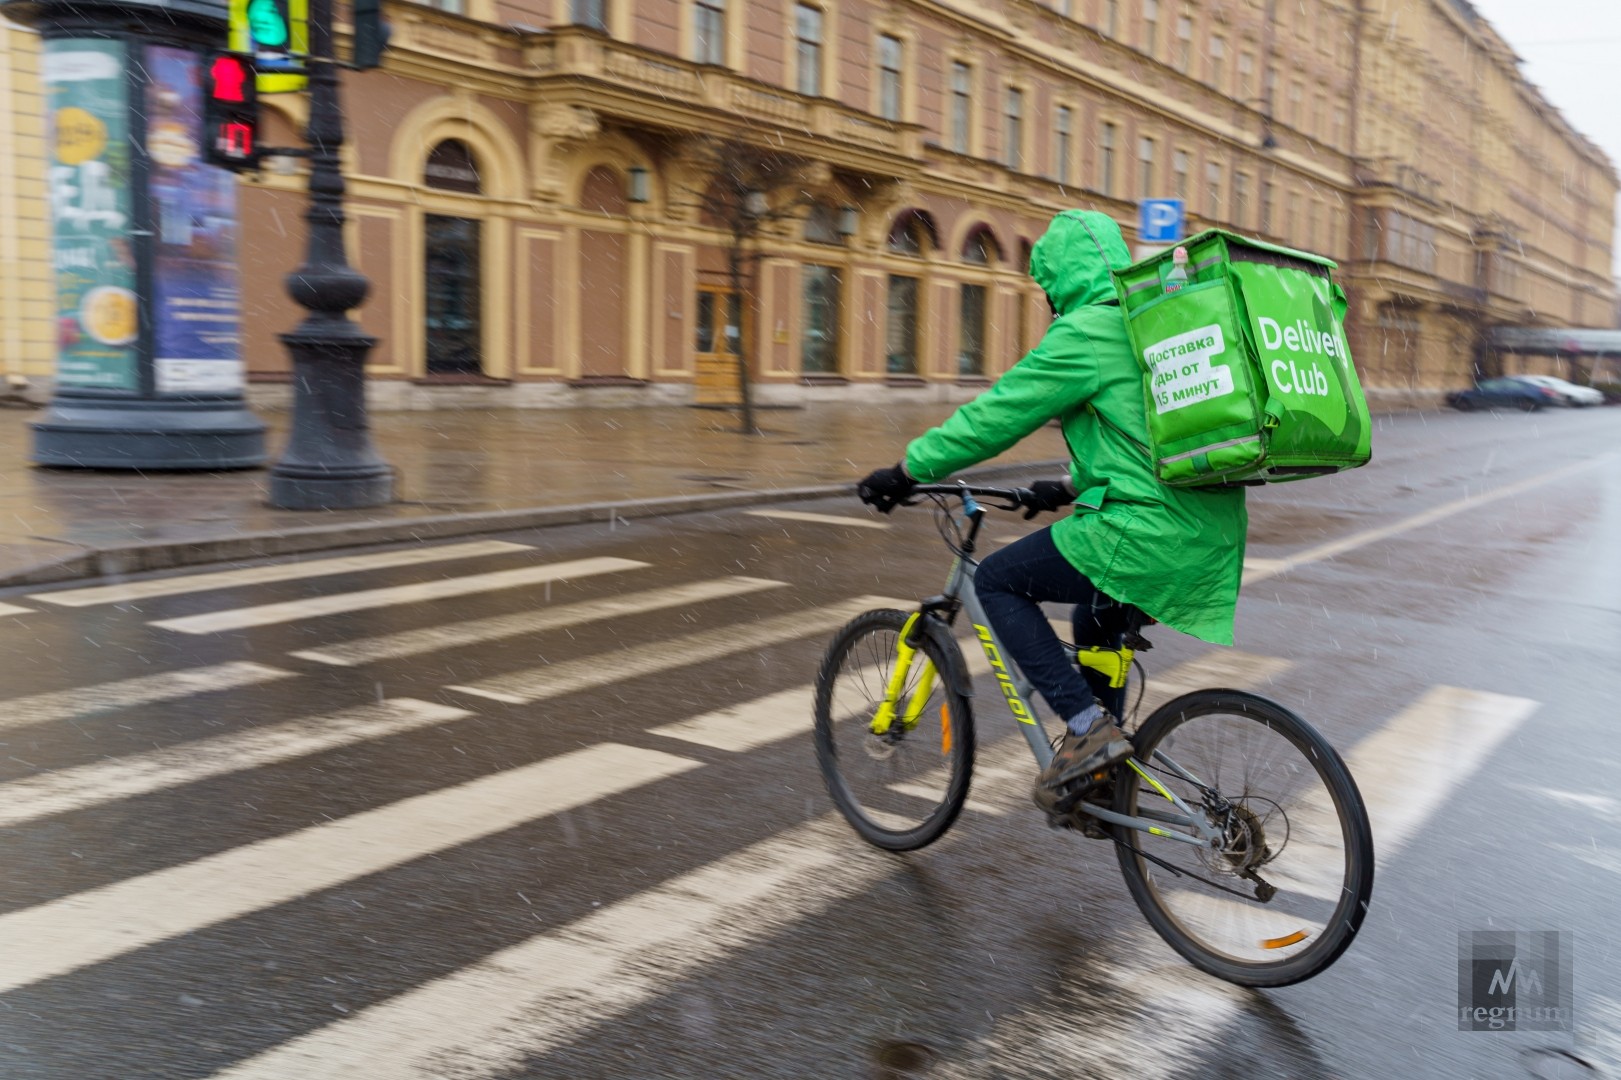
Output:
[1032, 714, 1132, 815]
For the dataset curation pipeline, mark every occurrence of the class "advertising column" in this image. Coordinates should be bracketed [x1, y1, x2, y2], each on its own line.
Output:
[11, 0, 266, 470]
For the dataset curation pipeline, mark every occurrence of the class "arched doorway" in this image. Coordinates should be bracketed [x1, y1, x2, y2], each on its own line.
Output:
[423, 140, 484, 375]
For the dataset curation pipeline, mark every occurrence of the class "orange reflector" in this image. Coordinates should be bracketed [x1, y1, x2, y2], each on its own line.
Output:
[1260, 929, 1309, 950]
[940, 703, 952, 754]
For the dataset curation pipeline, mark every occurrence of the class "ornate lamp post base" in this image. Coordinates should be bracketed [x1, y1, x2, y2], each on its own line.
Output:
[33, 397, 265, 470]
[266, 329, 393, 510]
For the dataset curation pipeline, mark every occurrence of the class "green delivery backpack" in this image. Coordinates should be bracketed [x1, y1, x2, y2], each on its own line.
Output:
[1108, 229, 1372, 486]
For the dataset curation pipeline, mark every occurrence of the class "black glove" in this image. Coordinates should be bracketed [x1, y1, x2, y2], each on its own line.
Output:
[1021, 479, 1075, 520]
[857, 463, 916, 514]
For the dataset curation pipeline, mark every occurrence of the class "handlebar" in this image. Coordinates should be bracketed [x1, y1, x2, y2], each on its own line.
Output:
[905, 483, 1033, 513]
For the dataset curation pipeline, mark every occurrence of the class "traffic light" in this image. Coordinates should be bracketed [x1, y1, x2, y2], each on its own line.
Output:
[229, 0, 307, 93]
[203, 52, 260, 171]
[352, 0, 391, 70]
[245, 0, 293, 56]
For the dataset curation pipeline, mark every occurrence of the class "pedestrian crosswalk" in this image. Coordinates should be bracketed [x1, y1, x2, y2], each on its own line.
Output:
[0, 533, 1565, 1077]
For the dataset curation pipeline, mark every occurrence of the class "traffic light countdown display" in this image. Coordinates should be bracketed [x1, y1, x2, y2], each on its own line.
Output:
[203, 52, 259, 170]
[229, 0, 307, 93]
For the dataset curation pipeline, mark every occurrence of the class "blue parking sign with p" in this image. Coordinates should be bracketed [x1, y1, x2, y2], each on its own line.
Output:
[1139, 199, 1185, 243]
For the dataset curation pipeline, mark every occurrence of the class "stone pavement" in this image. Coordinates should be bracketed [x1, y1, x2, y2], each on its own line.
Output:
[0, 403, 1069, 585]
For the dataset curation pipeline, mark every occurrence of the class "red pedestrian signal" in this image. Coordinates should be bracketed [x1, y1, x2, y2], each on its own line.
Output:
[203, 52, 260, 171]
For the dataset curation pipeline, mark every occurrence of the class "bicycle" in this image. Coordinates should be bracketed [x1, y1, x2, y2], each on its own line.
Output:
[813, 483, 1374, 987]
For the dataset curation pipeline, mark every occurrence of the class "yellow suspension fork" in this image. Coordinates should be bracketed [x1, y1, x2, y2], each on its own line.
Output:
[870, 613, 938, 736]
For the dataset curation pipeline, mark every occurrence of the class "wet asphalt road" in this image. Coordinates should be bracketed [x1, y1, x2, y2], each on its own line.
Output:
[0, 406, 1618, 1080]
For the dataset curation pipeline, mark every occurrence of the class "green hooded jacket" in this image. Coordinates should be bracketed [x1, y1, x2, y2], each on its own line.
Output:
[904, 210, 1248, 645]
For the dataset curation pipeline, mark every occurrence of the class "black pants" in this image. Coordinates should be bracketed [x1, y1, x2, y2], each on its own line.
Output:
[973, 526, 1133, 722]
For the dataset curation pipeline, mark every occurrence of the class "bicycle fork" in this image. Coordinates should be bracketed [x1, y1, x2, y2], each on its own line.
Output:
[870, 613, 948, 748]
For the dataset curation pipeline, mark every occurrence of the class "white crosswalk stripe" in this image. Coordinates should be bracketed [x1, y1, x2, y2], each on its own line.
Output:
[29, 540, 535, 608]
[0, 601, 33, 617]
[151, 556, 649, 634]
[0, 743, 700, 995]
[0, 661, 295, 733]
[448, 595, 906, 705]
[207, 813, 892, 1080]
[0, 699, 470, 829]
[744, 509, 891, 530]
[291, 575, 786, 667]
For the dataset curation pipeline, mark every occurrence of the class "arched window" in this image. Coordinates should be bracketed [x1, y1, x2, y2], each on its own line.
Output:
[424, 139, 482, 194]
[961, 226, 1002, 265]
[579, 165, 628, 216]
[886, 210, 936, 256]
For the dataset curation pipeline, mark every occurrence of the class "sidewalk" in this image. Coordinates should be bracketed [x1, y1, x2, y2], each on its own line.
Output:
[0, 403, 1068, 586]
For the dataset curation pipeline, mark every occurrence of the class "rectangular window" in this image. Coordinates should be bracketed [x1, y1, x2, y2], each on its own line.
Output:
[1103, 0, 1118, 36]
[1286, 190, 1300, 239]
[1261, 178, 1274, 233]
[795, 4, 822, 97]
[1141, 0, 1158, 55]
[1172, 148, 1188, 200]
[886, 274, 919, 374]
[694, 0, 725, 64]
[1004, 87, 1024, 170]
[571, 0, 606, 30]
[1313, 93, 1326, 139]
[801, 264, 841, 374]
[1205, 161, 1222, 219]
[1175, 14, 1192, 73]
[878, 34, 903, 121]
[1307, 199, 1320, 249]
[1232, 171, 1249, 228]
[1099, 121, 1117, 197]
[958, 283, 987, 376]
[951, 62, 972, 154]
[1208, 36, 1225, 90]
[1055, 105, 1073, 185]
[1238, 51, 1255, 101]
[1289, 80, 1303, 126]
[1330, 107, 1346, 148]
[1138, 136, 1155, 199]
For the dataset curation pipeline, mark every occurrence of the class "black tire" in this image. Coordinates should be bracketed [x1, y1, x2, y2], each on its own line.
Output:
[1112, 689, 1374, 987]
[814, 609, 975, 851]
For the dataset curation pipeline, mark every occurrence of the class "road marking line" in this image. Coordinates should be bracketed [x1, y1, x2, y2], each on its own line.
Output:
[0, 743, 700, 996]
[744, 509, 891, 530]
[448, 595, 907, 706]
[0, 662, 296, 733]
[291, 576, 786, 667]
[1244, 452, 1619, 584]
[0, 699, 471, 829]
[0, 601, 33, 617]
[29, 541, 535, 608]
[206, 814, 893, 1080]
[151, 557, 649, 634]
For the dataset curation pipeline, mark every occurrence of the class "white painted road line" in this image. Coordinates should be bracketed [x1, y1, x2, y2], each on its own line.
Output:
[448, 595, 906, 705]
[207, 815, 891, 1080]
[1244, 452, 1618, 584]
[0, 699, 471, 829]
[291, 576, 786, 667]
[29, 541, 536, 608]
[151, 557, 649, 635]
[0, 601, 33, 617]
[744, 509, 891, 530]
[0, 662, 296, 733]
[0, 743, 700, 995]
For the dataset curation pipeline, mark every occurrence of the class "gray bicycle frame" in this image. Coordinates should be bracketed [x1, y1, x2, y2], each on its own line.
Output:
[938, 550, 1222, 847]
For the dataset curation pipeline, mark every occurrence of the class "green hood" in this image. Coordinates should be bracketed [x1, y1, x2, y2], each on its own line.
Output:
[1029, 210, 1132, 315]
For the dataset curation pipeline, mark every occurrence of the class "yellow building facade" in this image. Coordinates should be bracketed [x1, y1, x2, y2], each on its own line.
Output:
[2, 0, 1614, 407]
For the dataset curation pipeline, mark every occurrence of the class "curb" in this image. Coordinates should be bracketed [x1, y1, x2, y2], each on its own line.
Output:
[1, 459, 1066, 589]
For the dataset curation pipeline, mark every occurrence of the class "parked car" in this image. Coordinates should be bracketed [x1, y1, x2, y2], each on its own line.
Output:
[1445, 378, 1556, 412]
[1507, 374, 1606, 407]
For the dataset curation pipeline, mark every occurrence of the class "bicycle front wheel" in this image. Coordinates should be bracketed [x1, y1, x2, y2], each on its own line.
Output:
[814, 608, 975, 852]
[1113, 689, 1374, 987]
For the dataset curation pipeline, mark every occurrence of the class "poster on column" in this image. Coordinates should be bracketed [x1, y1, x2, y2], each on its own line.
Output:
[146, 45, 245, 395]
[44, 39, 139, 391]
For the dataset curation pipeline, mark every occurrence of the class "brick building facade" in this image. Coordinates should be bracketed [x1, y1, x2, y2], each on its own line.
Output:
[2, 0, 1615, 408]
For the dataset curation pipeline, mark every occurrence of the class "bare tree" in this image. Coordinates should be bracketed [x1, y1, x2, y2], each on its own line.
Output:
[683, 136, 817, 435]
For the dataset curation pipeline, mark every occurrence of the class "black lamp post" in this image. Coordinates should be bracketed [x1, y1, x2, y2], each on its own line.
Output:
[264, 0, 393, 509]
[2, 0, 267, 470]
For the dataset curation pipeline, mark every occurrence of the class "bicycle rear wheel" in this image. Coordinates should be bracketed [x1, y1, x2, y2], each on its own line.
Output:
[814, 608, 974, 852]
[1112, 689, 1374, 987]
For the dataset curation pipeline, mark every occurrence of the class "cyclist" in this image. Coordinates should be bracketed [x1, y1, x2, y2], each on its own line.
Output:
[858, 210, 1247, 815]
